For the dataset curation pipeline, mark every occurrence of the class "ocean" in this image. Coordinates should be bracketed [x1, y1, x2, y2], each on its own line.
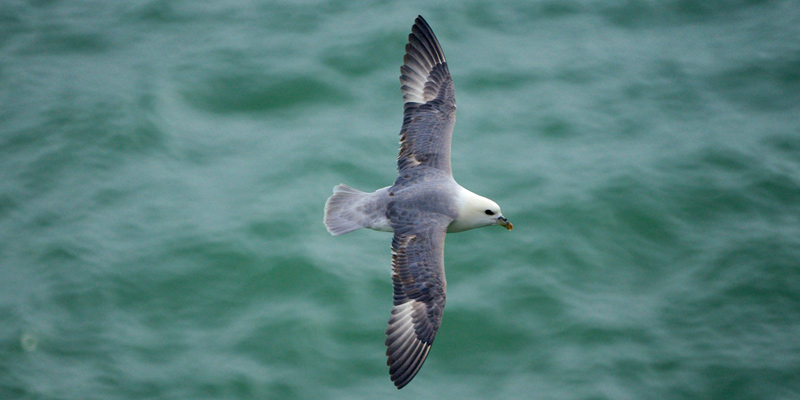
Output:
[1, 1, 799, 399]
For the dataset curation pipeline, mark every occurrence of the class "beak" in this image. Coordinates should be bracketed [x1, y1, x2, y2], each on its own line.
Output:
[497, 216, 513, 231]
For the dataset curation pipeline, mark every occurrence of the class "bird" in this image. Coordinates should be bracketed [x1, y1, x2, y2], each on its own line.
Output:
[323, 15, 512, 389]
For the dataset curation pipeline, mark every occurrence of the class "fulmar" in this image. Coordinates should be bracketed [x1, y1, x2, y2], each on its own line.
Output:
[324, 15, 512, 389]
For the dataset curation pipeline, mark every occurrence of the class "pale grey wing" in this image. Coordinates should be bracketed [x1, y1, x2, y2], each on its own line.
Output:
[397, 16, 456, 177]
[385, 211, 451, 389]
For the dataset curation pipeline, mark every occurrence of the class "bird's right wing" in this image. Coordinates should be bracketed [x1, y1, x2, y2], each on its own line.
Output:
[385, 210, 451, 389]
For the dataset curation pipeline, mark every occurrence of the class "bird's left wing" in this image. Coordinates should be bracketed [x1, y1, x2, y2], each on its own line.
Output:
[397, 16, 456, 177]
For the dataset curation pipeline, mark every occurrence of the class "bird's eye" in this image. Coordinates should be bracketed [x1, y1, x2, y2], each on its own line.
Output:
[485, 210, 495, 216]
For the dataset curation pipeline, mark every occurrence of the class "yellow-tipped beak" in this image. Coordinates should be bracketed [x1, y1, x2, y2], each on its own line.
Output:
[498, 217, 513, 231]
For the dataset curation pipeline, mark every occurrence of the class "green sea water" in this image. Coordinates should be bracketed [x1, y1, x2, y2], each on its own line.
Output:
[2, 1, 800, 399]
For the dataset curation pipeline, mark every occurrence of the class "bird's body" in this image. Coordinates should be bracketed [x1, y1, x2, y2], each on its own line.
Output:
[324, 16, 511, 389]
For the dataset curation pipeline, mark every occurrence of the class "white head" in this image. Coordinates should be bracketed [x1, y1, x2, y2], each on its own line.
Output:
[449, 189, 513, 233]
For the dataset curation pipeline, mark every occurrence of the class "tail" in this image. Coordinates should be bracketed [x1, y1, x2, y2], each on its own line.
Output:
[324, 184, 371, 236]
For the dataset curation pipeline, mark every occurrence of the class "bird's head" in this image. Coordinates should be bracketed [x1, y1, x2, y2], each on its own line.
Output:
[449, 190, 512, 232]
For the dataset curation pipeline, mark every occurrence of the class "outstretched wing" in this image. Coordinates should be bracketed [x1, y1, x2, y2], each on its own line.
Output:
[385, 210, 451, 389]
[397, 15, 456, 176]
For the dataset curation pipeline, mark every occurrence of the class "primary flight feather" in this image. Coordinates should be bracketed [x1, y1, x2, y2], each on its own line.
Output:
[324, 15, 512, 389]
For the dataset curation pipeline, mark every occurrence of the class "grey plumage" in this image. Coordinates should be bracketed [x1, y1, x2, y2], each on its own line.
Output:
[324, 15, 512, 389]
[324, 184, 392, 235]
[397, 16, 456, 176]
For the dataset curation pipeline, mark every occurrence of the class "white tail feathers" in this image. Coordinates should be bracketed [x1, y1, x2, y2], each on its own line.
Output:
[324, 184, 370, 236]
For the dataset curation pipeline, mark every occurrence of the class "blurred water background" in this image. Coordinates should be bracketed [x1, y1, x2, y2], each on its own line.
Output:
[2, 1, 800, 399]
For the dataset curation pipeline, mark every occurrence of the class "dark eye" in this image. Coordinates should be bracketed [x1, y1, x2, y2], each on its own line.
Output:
[485, 210, 495, 216]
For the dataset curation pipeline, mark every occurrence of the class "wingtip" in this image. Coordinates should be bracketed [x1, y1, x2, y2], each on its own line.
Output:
[412, 16, 432, 36]
[389, 344, 432, 389]
[415, 15, 430, 27]
[385, 298, 439, 389]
